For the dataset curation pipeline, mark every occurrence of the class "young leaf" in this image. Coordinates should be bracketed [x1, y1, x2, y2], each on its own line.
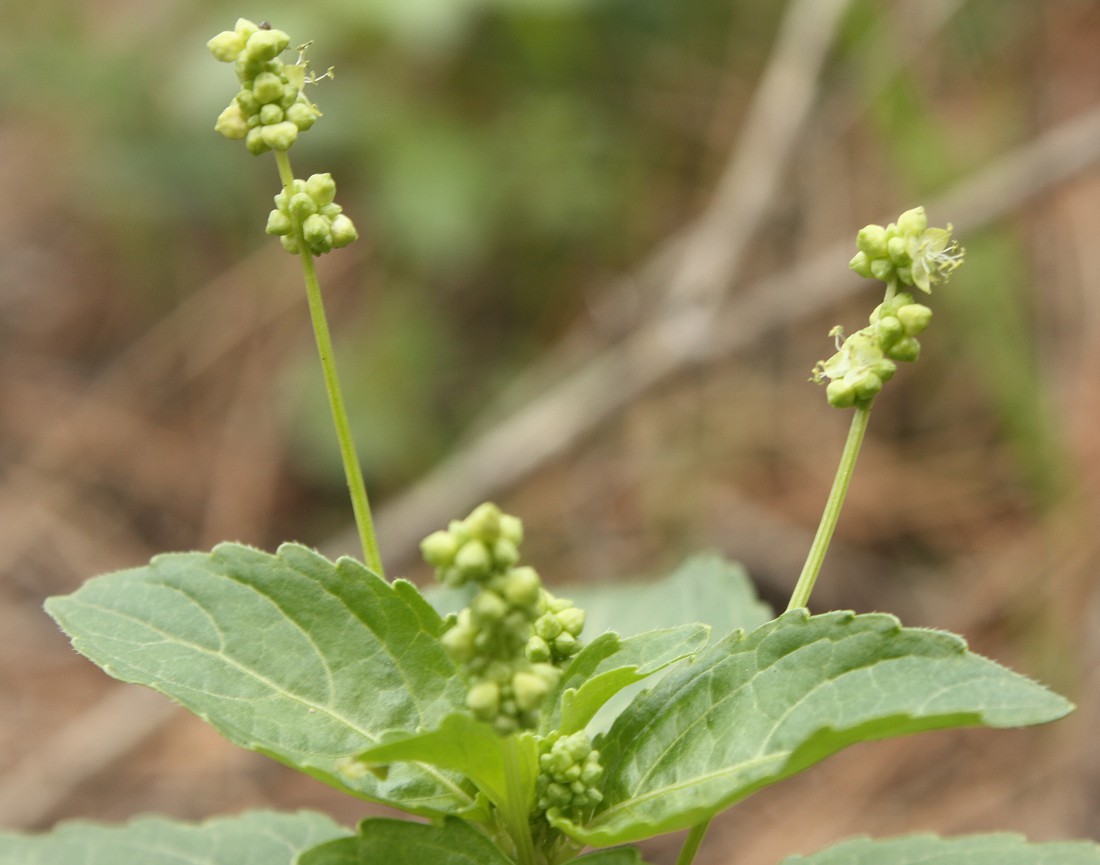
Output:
[0, 810, 349, 865]
[780, 832, 1100, 863]
[555, 609, 1074, 846]
[44, 543, 472, 816]
[353, 713, 540, 816]
[296, 816, 512, 865]
[543, 624, 710, 735]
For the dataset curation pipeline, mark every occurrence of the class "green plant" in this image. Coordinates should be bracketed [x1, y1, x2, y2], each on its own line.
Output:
[2, 19, 1097, 865]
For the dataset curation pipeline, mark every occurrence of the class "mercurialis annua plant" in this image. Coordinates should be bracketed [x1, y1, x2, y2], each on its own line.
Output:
[20, 19, 1100, 865]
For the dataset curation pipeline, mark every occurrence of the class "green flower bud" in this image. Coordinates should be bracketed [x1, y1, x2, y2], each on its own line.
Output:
[279, 235, 299, 254]
[850, 371, 883, 402]
[870, 257, 893, 282]
[289, 192, 317, 220]
[896, 205, 928, 236]
[504, 566, 541, 608]
[848, 250, 873, 278]
[441, 624, 476, 662]
[555, 606, 585, 637]
[875, 314, 903, 350]
[525, 635, 551, 663]
[259, 103, 284, 125]
[286, 101, 319, 131]
[500, 514, 524, 546]
[513, 671, 551, 712]
[886, 336, 921, 363]
[214, 103, 248, 139]
[553, 632, 578, 658]
[897, 303, 932, 336]
[439, 566, 465, 588]
[826, 379, 856, 408]
[208, 30, 245, 62]
[535, 613, 563, 641]
[465, 502, 502, 544]
[472, 590, 508, 623]
[492, 538, 520, 570]
[245, 28, 290, 62]
[466, 681, 500, 720]
[886, 235, 910, 266]
[265, 209, 292, 236]
[306, 173, 337, 207]
[302, 213, 334, 253]
[260, 121, 299, 151]
[421, 529, 459, 568]
[245, 126, 271, 155]
[330, 214, 357, 248]
[448, 519, 471, 546]
[235, 89, 260, 115]
[455, 539, 492, 580]
[252, 72, 285, 105]
[234, 18, 260, 40]
[855, 224, 888, 258]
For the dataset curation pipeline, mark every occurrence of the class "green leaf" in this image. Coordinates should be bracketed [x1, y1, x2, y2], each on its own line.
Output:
[354, 713, 540, 815]
[562, 553, 772, 638]
[296, 817, 512, 865]
[44, 543, 472, 816]
[0, 810, 349, 865]
[545, 624, 710, 735]
[564, 847, 651, 865]
[780, 833, 1100, 864]
[556, 609, 1074, 846]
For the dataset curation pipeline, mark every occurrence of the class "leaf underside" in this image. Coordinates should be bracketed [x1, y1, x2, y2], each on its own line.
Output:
[0, 810, 349, 865]
[44, 543, 472, 816]
[557, 609, 1073, 846]
[781, 832, 1100, 864]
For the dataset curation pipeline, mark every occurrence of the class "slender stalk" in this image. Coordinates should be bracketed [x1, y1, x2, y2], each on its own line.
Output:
[274, 150, 384, 576]
[676, 820, 711, 865]
[786, 403, 872, 611]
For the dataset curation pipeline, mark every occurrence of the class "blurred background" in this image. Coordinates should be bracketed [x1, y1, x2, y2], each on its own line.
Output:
[3, 0, 1100, 862]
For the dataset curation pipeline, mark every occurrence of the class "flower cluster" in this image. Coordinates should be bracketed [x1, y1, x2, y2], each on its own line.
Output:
[265, 173, 358, 256]
[848, 206, 964, 293]
[207, 19, 321, 155]
[812, 292, 933, 408]
[536, 731, 604, 820]
[421, 503, 586, 734]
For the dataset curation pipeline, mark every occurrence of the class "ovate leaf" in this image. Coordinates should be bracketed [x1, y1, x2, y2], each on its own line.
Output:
[544, 625, 710, 734]
[44, 543, 472, 816]
[780, 833, 1100, 863]
[354, 713, 540, 815]
[0, 810, 348, 865]
[296, 817, 511, 865]
[556, 609, 1073, 846]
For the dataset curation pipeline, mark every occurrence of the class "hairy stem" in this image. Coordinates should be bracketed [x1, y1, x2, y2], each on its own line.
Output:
[274, 150, 384, 576]
[786, 403, 872, 611]
[676, 820, 711, 865]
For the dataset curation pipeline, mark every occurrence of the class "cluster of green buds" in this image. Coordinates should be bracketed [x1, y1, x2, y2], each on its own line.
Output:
[814, 207, 963, 408]
[207, 18, 322, 155]
[848, 206, 964, 294]
[265, 173, 358, 256]
[811, 292, 933, 408]
[535, 731, 604, 820]
[421, 503, 586, 734]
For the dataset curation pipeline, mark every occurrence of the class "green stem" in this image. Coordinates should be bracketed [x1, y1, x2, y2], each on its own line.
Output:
[274, 150, 384, 576]
[786, 403, 872, 612]
[676, 820, 711, 865]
